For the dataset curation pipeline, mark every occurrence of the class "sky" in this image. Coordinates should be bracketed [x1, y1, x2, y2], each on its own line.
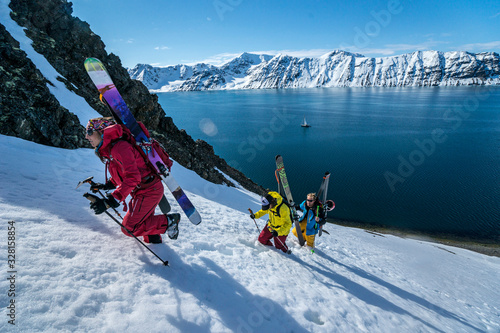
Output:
[72, 0, 500, 68]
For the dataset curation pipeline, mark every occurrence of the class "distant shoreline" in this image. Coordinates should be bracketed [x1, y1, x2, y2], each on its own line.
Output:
[326, 219, 500, 258]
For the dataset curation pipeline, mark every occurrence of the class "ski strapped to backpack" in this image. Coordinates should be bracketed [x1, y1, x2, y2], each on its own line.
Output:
[85, 57, 201, 225]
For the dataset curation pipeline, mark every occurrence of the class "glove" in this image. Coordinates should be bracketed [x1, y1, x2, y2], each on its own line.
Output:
[250, 213, 255, 219]
[90, 181, 115, 193]
[90, 194, 119, 215]
[271, 229, 278, 237]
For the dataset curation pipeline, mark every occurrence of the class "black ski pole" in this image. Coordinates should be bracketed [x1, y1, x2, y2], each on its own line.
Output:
[77, 176, 124, 219]
[83, 192, 168, 266]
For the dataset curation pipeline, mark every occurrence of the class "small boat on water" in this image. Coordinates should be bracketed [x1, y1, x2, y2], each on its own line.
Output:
[301, 116, 311, 128]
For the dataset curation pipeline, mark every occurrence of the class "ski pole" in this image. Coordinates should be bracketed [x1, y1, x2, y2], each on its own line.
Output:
[248, 209, 260, 232]
[272, 229, 287, 249]
[83, 192, 168, 266]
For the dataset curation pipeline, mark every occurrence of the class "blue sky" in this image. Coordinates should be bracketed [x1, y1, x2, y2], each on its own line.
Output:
[72, 0, 500, 68]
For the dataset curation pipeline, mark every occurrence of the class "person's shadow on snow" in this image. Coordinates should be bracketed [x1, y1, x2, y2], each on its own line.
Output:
[140, 246, 309, 333]
[308, 249, 483, 333]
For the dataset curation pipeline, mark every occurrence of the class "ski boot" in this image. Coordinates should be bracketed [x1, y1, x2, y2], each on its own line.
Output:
[166, 213, 181, 240]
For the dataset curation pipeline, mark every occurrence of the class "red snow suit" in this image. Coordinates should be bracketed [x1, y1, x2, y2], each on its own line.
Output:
[97, 124, 169, 238]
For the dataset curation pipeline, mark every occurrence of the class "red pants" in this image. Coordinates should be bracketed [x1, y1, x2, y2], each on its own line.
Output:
[121, 181, 169, 237]
[258, 227, 289, 253]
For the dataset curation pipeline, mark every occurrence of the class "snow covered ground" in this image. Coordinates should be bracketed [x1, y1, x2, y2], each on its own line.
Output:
[0, 134, 499, 332]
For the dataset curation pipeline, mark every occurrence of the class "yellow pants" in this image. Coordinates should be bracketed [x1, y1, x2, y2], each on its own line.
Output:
[292, 220, 315, 248]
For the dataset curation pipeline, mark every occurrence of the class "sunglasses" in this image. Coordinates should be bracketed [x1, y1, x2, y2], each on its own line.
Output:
[307, 199, 315, 202]
[85, 128, 94, 136]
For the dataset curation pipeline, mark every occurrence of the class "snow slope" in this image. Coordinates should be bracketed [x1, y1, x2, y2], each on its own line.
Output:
[1, 135, 499, 332]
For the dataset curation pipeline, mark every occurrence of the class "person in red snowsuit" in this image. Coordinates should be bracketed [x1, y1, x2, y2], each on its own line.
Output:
[85, 117, 180, 244]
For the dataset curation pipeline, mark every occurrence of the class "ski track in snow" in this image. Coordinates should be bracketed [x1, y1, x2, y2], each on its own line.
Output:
[0, 135, 499, 333]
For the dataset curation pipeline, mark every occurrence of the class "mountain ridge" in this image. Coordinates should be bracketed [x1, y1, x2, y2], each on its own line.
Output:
[129, 50, 500, 92]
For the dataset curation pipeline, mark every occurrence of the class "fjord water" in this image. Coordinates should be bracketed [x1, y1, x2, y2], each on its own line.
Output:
[158, 87, 500, 239]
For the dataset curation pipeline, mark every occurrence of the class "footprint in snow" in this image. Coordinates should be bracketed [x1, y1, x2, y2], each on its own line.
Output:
[304, 310, 325, 325]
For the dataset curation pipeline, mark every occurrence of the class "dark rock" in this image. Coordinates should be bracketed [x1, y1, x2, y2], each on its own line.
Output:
[0, 22, 86, 148]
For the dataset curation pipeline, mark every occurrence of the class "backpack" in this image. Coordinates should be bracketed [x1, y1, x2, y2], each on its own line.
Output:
[109, 123, 173, 177]
[135, 122, 173, 174]
[273, 196, 298, 222]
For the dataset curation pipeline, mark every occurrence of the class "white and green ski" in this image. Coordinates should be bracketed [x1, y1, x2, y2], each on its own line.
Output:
[275, 155, 305, 246]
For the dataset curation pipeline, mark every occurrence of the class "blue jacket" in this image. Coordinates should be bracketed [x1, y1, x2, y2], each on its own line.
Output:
[298, 200, 325, 236]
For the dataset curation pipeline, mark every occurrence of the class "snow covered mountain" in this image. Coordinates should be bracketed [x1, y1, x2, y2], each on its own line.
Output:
[129, 52, 273, 91]
[129, 50, 500, 92]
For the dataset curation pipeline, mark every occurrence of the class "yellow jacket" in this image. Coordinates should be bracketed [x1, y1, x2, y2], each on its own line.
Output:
[254, 191, 292, 236]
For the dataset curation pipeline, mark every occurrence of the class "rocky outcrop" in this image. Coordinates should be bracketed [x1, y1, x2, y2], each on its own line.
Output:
[2, 0, 264, 194]
[130, 50, 500, 92]
[0, 22, 85, 148]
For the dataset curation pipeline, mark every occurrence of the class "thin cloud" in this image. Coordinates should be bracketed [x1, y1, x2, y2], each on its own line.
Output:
[249, 48, 333, 58]
[194, 52, 242, 66]
[196, 49, 338, 66]
[154, 46, 171, 51]
[491, 12, 500, 18]
[458, 41, 500, 51]
[174, 40, 499, 68]
[113, 38, 135, 44]
[341, 40, 448, 57]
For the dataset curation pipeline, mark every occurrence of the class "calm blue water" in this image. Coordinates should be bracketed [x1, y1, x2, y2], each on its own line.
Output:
[158, 87, 500, 239]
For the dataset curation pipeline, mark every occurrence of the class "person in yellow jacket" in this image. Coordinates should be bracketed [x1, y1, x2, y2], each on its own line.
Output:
[249, 191, 292, 254]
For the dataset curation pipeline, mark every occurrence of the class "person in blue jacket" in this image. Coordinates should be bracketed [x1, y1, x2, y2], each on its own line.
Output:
[292, 193, 326, 252]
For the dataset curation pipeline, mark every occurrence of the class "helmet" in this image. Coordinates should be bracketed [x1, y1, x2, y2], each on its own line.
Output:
[260, 193, 275, 210]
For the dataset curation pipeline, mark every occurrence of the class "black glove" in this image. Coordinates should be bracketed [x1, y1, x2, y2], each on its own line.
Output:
[250, 213, 255, 219]
[271, 229, 278, 237]
[90, 194, 120, 215]
[90, 181, 115, 193]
